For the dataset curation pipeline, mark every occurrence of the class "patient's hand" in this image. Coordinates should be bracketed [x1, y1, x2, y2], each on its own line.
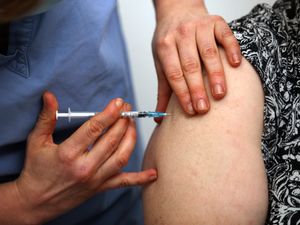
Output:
[153, 1, 242, 119]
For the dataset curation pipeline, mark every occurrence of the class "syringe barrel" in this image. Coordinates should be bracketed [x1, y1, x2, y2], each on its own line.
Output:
[121, 111, 145, 117]
[67, 112, 96, 117]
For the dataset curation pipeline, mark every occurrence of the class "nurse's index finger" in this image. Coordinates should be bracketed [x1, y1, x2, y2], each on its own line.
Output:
[62, 98, 125, 154]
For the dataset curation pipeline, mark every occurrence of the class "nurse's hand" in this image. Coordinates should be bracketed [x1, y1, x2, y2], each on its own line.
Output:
[15, 92, 157, 225]
[153, 1, 241, 120]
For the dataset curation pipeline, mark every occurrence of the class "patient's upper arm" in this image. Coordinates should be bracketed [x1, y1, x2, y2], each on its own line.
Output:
[143, 50, 268, 225]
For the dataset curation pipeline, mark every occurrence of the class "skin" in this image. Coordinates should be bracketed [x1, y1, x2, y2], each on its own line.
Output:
[143, 50, 268, 224]
[0, 92, 157, 225]
[153, 0, 242, 120]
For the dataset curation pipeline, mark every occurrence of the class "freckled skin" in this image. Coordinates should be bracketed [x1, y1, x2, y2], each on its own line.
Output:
[143, 52, 268, 225]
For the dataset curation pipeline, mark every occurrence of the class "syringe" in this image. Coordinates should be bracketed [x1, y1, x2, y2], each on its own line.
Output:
[56, 108, 170, 122]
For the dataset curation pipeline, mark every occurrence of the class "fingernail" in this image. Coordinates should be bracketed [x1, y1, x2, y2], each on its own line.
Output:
[124, 103, 131, 111]
[197, 99, 208, 112]
[115, 98, 123, 107]
[232, 53, 241, 65]
[150, 175, 157, 180]
[213, 84, 225, 97]
[154, 117, 163, 124]
[187, 103, 195, 115]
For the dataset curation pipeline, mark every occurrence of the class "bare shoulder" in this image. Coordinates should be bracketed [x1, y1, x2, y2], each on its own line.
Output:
[143, 50, 268, 225]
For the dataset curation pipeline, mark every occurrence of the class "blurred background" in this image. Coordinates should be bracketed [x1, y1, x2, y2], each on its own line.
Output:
[118, 0, 276, 149]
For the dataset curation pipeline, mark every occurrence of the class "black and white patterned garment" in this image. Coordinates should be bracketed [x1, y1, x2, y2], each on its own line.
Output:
[229, 0, 300, 224]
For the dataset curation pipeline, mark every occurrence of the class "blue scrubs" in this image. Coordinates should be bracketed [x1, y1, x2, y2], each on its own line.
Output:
[0, 0, 144, 224]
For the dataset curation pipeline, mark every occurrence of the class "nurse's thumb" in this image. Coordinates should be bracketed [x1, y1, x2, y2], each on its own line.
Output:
[30, 91, 58, 143]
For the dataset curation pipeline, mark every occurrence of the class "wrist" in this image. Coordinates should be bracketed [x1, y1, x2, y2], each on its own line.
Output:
[0, 181, 42, 225]
[13, 180, 43, 225]
[153, 0, 207, 21]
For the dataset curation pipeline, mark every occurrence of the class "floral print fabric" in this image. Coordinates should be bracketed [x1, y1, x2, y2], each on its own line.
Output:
[230, 0, 300, 223]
